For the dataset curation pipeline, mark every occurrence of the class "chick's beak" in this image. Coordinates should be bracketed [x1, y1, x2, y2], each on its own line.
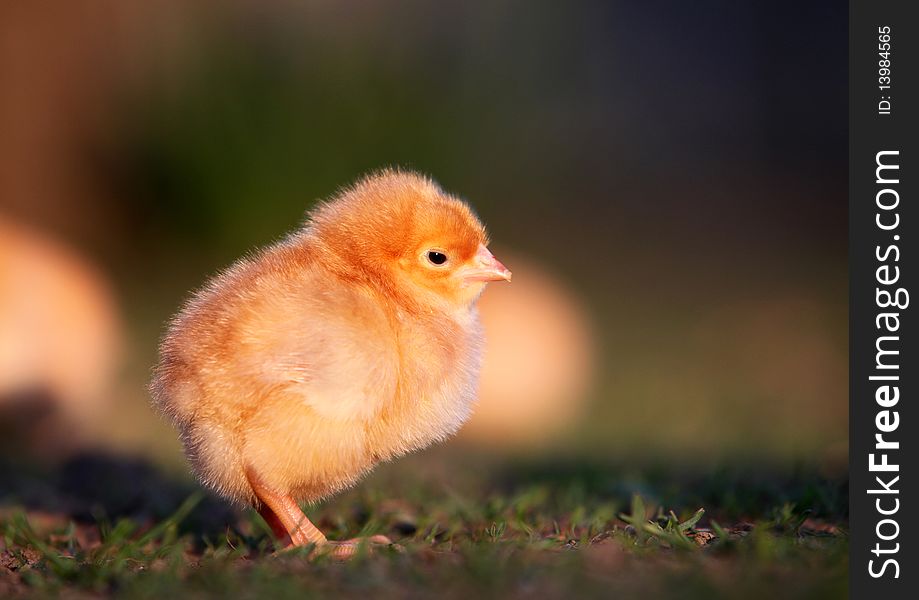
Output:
[462, 244, 512, 283]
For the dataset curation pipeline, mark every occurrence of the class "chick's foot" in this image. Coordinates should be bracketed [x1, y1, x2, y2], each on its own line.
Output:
[318, 535, 395, 561]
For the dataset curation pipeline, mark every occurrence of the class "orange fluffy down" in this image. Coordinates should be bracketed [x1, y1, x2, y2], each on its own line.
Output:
[151, 170, 499, 506]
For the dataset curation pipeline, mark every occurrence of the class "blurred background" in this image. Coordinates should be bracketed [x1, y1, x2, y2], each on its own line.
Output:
[0, 0, 846, 477]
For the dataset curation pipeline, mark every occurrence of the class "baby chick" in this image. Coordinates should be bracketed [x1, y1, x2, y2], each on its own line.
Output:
[151, 170, 510, 558]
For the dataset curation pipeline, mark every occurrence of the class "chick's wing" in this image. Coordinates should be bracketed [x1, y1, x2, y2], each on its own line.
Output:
[232, 268, 400, 423]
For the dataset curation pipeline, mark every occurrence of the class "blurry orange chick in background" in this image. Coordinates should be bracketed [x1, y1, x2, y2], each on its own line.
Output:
[151, 171, 511, 558]
[0, 218, 122, 454]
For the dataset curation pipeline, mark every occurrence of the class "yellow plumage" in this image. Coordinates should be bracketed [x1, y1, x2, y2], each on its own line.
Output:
[151, 170, 510, 557]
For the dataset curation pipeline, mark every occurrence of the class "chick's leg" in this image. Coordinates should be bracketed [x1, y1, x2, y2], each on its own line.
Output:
[246, 468, 393, 559]
[246, 468, 327, 548]
[256, 503, 293, 543]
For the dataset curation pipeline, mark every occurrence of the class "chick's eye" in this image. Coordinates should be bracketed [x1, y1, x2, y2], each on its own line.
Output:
[426, 250, 448, 266]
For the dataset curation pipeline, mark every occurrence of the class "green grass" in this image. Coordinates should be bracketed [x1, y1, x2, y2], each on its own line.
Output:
[0, 455, 848, 599]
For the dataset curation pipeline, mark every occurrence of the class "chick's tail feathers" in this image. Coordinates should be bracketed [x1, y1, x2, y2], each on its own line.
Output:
[149, 361, 254, 505]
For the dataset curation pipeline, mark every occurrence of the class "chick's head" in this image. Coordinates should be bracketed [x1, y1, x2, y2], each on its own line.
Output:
[397, 194, 512, 308]
[310, 170, 511, 309]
